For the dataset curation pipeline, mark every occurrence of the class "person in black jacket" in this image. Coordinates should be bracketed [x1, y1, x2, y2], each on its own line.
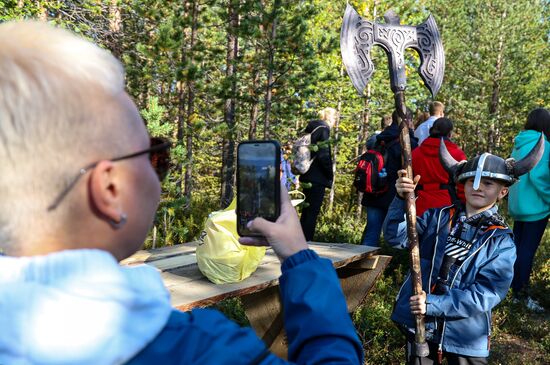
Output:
[299, 107, 336, 241]
[361, 109, 418, 246]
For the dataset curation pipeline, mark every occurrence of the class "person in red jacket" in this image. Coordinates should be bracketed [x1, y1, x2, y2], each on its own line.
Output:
[412, 118, 467, 216]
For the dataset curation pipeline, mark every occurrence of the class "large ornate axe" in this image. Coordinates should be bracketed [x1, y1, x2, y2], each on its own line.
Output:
[341, 4, 445, 358]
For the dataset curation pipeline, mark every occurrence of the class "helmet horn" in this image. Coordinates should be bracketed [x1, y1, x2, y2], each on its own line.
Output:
[509, 133, 545, 178]
[439, 138, 462, 176]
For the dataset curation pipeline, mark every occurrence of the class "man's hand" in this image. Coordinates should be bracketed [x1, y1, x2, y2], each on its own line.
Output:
[410, 291, 427, 315]
[238, 184, 308, 262]
[395, 169, 420, 198]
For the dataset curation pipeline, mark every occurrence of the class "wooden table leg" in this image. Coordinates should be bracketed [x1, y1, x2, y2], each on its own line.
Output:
[337, 255, 392, 312]
[241, 254, 392, 359]
[241, 285, 287, 358]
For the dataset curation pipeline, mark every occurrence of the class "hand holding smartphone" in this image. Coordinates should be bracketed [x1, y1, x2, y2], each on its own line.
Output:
[236, 141, 281, 237]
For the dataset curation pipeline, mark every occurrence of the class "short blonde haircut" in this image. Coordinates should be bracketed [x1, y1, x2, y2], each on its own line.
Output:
[0, 21, 132, 248]
[318, 107, 338, 127]
[429, 101, 445, 116]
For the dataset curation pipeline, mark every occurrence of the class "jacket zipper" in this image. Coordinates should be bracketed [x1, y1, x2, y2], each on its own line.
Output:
[428, 206, 452, 292]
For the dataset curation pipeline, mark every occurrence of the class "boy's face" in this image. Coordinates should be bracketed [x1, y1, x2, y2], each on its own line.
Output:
[464, 177, 509, 214]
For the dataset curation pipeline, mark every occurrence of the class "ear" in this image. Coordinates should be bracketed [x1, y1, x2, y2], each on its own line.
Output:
[497, 186, 509, 201]
[88, 160, 123, 223]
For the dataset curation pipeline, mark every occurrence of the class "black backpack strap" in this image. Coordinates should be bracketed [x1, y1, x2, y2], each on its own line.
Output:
[377, 137, 399, 164]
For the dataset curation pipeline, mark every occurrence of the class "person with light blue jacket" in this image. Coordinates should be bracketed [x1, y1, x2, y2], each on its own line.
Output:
[383, 136, 544, 364]
[508, 108, 550, 312]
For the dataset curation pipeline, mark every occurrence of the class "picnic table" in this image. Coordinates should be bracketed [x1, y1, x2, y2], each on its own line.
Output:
[122, 242, 391, 358]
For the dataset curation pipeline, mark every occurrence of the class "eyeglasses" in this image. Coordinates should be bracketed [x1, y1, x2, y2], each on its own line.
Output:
[47, 137, 171, 212]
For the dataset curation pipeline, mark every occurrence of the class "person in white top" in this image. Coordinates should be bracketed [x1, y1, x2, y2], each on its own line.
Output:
[414, 101, 445, 145]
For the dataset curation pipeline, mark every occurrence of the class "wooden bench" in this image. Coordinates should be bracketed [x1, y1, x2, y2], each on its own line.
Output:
[122, 242, 391, 358]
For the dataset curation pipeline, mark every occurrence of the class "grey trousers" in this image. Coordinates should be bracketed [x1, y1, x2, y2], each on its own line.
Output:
[406, 340, 488, 365]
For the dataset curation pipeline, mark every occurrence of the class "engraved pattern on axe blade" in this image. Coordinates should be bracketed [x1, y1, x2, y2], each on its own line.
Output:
[355, 20, 375, 84]
[341, 4, 445, 97]
[415, 15, 445, 97]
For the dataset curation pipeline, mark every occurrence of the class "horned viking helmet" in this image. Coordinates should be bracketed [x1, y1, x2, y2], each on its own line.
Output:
[439, 134, 545, 190]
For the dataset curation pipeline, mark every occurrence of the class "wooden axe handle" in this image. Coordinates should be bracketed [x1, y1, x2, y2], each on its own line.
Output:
[395, 91, 429, 357]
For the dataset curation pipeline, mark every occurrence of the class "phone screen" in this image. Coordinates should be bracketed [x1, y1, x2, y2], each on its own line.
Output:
[237, 141, 281, 237]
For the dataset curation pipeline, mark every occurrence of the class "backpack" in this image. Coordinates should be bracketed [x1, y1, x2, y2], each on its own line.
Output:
[291, 126, 326, 175]
[353, 139, 398, 195]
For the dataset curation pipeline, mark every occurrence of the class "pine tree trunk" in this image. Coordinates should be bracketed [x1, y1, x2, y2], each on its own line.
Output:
[220, 0, 240, 207]
[356, 87, 371, 219]
[176, 3, 190, 193]
[108, 0, 123, 59]
[184, 0, 199, 202]
[487, 10, 506, 154]
[263, 0, 280, 139]
[249, 70, 260, 140]
[328, 66, 345, 213]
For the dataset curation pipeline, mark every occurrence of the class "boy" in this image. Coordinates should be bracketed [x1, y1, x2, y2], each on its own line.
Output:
[383, 136, 545, 364]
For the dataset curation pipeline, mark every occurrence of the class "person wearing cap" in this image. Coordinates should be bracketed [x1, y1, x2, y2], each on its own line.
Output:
[383, 136, 545, 364]
[508, 107, 550, 312]
[412, 118, 467, 216]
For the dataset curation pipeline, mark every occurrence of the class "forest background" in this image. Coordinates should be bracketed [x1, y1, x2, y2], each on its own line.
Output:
[2, 0, 548, 363]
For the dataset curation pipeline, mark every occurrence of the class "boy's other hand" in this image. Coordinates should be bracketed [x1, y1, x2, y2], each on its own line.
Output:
[396, 169, 420, 198]
[410, 291, 427, 315]
[238, 184, 308, 262]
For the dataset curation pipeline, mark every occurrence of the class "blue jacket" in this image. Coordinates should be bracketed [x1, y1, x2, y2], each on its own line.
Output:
[383, 198, 516, 357]
[508, 130, 550, 222]
[128, 249, 363, 364]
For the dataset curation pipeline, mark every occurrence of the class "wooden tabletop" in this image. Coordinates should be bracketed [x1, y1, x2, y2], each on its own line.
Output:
[122, 242, 380, 312]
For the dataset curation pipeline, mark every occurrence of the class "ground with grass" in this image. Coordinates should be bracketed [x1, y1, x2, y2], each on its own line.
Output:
[216, 223, 549, 364]
[356, 228, 549, 364]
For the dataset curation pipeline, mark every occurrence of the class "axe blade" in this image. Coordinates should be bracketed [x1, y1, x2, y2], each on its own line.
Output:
[340, 4, 445, 98]
[414, 15, 445, 97]
[340, 3, 375, 96]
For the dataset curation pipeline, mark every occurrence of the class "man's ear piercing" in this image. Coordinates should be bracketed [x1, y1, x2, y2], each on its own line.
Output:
[110, 213, 127, 229]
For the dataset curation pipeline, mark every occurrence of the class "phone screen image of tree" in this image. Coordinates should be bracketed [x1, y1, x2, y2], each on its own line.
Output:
[239, 146, 277, 222]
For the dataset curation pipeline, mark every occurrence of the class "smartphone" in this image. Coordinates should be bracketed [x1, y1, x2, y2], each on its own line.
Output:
[236, 140, 281, 237]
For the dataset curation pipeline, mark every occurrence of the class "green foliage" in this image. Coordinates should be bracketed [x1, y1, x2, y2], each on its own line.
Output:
[142, 96, 173, 138]
[214, 298, 249, 327]
[3, 1, 548, 361]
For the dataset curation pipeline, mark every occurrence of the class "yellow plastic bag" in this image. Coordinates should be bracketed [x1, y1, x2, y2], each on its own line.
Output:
[196, 199, 266, 284]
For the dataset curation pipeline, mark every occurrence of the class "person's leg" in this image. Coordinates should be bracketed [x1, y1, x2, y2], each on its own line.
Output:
[445, 352, 487, 365]
[361, 206, 387, 246]
[511, 220, 526, 296]
[299, 183, 326, 241]
[512, 217, 549, 296]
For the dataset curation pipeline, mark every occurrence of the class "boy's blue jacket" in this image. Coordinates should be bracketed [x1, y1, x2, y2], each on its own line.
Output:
[383, 198, 516, 357]
[128, 249, 363, 364]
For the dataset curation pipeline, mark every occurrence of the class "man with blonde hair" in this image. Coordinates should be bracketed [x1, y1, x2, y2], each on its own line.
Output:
[414, 101, 445, 145]
[0, 21, 362, 364]
[299, 107, 336, 241]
